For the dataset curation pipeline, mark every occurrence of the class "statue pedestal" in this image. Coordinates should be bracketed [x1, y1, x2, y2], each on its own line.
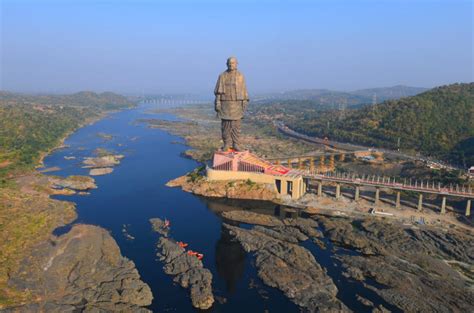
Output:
[211, 150, 290, 175]
[208, 150, 305, 200]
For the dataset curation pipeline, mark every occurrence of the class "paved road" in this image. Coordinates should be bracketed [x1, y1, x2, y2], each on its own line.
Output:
[274, 121, 460, 170]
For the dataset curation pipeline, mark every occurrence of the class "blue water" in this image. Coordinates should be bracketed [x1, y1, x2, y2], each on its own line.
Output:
[42, 104, 299, 312]
[42, 104, 402, 312]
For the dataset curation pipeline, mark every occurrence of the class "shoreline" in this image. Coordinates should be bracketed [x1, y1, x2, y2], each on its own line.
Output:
[1, 104, 154, 310]
[36, 109, 123, 169]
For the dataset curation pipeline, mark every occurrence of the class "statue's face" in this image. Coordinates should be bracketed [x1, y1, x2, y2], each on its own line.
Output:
[227, 58, 237, 71]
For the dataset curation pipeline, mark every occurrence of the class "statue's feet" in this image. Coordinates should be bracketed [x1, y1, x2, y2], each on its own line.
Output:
[221, 145, 232, 152]
[233, 144, 244, 152]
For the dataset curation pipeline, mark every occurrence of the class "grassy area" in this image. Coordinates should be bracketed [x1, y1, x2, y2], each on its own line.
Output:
[0, 186, 77, 307]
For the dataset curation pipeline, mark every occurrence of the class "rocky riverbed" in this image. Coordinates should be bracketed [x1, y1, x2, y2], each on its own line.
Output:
[82, 153, 124, 176]
[150, 218, 215, 310]
[5, 224, 153, 312]
[221, 210, 474, 312]
[316, 215, 474, 312]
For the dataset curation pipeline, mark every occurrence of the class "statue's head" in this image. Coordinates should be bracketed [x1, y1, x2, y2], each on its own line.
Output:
[226, 57, 238, 71]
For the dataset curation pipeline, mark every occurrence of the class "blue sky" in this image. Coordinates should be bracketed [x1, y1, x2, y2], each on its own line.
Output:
[1, 0, 472, 94]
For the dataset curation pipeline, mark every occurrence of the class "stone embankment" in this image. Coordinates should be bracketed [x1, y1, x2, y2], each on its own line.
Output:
[6, 224, 153, 312]
[150, 218, 214, 310]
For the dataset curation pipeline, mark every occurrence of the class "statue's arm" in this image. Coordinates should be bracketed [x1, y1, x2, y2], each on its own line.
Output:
[214, 76, 222, 113]
[242, 75, 249, 111]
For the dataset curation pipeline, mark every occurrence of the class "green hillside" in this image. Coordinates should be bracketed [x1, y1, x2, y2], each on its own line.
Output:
[0, 91, 135, 178]
[285, 83, 474, 166]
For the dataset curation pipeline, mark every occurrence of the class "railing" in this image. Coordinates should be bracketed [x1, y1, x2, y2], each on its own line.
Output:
[299, 170, 474, 198]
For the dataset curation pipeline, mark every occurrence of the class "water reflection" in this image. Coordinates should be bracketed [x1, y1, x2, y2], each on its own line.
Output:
[200, 196, 304, 219]
[215, 224, 246, 293]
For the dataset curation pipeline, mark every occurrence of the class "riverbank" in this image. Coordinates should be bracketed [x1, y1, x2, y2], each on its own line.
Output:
[0, 106, 153, 310]
[35, 109, 121, 170]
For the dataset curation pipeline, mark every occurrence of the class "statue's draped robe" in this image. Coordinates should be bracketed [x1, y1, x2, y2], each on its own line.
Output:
[214, 70, 249, 120]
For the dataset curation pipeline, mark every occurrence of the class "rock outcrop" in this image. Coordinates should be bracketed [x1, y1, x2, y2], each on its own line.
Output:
[316, 216, 474, 312]
[166, 174, 278, 201]
[82, 154, 124, 168]
[6, 224, 153, 312]
[89, 167, 114, 176]
[223, 220, 349, 312]
[150, 218, 214, 310]
[50, 175, 97, 191]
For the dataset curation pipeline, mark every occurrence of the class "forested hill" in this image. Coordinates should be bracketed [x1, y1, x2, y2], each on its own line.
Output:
[0, 91, 134, 178]
[351, 85, 428, 102]
[254, 85, 427, 109]
[286, 83, 474, 167]
[0, 91, 133, 110]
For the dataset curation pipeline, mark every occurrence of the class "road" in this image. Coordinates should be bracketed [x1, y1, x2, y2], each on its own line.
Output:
[274, 121, 460, 170]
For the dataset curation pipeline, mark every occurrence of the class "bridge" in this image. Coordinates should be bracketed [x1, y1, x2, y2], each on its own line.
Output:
[295, 168, 473, 216]
[264, 153, 473, 215]
[208, 150, 473, 217]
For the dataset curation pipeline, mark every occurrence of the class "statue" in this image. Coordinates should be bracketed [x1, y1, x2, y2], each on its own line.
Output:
[214, 57, 249, 152]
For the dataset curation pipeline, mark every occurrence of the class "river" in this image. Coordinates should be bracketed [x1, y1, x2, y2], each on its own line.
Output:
[42, 103, 300, 312]
[42, 103, 401, 312]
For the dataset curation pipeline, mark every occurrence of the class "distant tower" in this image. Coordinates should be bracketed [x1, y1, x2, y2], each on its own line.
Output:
[338, 98, 347, 120]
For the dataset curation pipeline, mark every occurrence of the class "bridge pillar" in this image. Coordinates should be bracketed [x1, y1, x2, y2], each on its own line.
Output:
[440, 196, 446, 214]
[329, 155, 335, 169]
[335, 183, 341, 200]
[395, 191, 401, 209]
[466, 200, 471, 217]
[355, 186, 360, 201]
[417, 193, 423, 211]
[317, 181, 323, 197]
[375, 188, 380, 205]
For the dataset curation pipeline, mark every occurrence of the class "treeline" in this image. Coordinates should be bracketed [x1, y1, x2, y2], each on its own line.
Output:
[0, 91, 134, 177]
[260, 83, 474, 167]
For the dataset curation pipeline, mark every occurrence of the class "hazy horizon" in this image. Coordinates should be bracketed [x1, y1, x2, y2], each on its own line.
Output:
[1, 0, 472, 95]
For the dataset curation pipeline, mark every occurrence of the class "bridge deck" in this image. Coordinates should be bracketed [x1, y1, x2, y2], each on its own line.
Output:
[289, 169, 474, 199]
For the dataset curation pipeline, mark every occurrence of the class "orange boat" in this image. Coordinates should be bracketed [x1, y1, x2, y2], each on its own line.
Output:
[177, 241, 188, 248]
[187, 250, 204, 260]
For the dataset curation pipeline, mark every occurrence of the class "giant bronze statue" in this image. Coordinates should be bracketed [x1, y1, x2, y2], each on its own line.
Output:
[214, 57, 249, 152]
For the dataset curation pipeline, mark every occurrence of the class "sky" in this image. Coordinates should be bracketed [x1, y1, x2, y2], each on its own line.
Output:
[0, 0, 472, 95]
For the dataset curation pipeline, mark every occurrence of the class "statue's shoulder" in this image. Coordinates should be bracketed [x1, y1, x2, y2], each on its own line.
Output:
[235, 70, 246, 80]
[219, 71, 229, 78]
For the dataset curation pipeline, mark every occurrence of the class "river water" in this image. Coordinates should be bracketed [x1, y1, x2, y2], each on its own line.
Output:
[42, 104, 397, 312]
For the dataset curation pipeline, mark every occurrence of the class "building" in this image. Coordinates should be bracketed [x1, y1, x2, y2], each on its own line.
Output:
[207, 150, 306, 200]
